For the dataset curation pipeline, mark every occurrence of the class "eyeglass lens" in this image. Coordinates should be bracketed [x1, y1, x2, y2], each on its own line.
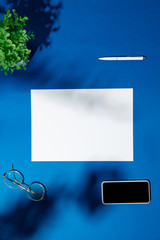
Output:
[4, 170, 24, 189]
[26, 182, 45, 201]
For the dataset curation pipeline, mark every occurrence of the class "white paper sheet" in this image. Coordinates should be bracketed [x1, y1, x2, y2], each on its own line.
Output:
[31, 89, 133, 161]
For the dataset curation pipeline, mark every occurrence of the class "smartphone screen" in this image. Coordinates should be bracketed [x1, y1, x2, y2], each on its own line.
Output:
[102, 180, 150, 204]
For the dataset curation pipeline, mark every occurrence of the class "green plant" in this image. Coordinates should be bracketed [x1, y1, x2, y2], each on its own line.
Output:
[0, 9, 35, 75]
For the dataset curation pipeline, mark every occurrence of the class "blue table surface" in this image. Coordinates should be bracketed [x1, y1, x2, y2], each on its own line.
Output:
[0, 0, 160, 239]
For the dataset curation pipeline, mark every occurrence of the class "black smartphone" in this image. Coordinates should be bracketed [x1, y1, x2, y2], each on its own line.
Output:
[102, 180, 151, 204]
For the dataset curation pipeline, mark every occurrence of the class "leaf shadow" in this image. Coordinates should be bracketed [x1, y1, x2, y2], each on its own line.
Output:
[75, 164, 127, 216]
[0, 189, 58, 240]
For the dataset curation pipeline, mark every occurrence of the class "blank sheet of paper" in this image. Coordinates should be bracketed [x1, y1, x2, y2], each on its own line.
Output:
[31, 89, 133, 161]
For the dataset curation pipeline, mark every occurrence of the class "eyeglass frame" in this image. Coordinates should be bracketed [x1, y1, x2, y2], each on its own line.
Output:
[3, 164, 48, 201]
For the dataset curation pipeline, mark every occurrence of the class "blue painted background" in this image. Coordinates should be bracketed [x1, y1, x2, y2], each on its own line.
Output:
[0, 0, 160, 239]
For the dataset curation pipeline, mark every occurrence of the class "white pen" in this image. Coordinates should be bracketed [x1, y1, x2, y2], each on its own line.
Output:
[98, 55, 146, 61]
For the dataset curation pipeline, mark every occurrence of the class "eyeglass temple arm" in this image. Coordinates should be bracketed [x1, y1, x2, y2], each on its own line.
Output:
[3, 174, 19, 187]
[11, 163, 19, 183]
[3, 175, 42, 198]
[36, 188, 49, 194]
[11, 163, 14, 170]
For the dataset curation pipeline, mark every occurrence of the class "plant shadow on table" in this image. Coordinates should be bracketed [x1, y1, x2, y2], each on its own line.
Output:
[75, 165, 126, 217]
[0, 192, 58, 240]
[0, 0, 62, 60]
[0, 166, 126, 239]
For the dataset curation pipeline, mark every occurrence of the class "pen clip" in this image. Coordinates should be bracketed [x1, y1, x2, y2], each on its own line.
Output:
[128, 55, 141, 57]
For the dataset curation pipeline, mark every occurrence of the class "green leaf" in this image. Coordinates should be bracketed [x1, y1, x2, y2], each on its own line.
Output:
[4, 39, 12, 47]
[16, 64, 20, 70]
[5, 32, 10, 38]
[6, 9, 11, 15]
[11, 68, 14, 74]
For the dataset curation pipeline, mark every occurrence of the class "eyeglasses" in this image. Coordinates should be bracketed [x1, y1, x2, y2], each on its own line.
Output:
[3, 164, 48, 201]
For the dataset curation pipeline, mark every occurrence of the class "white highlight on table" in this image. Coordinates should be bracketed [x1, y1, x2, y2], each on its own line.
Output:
[31, 89, 133, 162]
[98, 55, 146, 61]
